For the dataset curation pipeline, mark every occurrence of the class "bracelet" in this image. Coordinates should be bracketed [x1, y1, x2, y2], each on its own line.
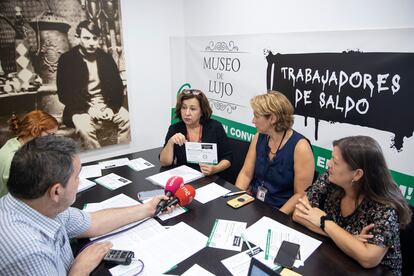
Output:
[320, 215, 333, 231]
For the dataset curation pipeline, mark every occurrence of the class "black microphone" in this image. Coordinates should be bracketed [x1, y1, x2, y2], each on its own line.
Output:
[155, 176, 183, 215]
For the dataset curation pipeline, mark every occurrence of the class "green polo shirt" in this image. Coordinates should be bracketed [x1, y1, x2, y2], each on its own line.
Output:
[0, 137, 21, 197]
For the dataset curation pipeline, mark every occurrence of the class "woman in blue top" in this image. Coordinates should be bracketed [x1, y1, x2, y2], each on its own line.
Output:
[236, 91, 315, 214]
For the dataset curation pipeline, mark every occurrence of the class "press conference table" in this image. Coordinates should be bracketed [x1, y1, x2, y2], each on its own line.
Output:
[73, 147, 392, 276]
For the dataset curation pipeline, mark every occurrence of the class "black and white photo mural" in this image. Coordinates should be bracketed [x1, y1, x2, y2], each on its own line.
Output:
[0, 0, 130, 150]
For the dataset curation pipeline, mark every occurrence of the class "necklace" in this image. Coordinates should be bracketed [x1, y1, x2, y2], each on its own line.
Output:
[269, 130, 287, 155]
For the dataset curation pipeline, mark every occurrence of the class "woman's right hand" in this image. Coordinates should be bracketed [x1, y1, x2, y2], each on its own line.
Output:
[354, 224, 375, 243]
[168, 133, 186, 146]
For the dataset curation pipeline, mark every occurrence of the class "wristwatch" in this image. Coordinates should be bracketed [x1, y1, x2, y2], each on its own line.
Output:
[320, 215, 333, 231]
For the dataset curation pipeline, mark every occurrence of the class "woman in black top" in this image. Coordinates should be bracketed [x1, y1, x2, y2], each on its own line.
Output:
[159, 89, 232, 175]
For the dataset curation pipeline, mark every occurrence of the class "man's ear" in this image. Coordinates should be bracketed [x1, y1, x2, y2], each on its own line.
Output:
[48, 183, 63, 203]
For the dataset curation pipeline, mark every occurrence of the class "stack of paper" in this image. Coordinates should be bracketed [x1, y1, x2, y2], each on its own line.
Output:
[79, 164, 102, 179]
[99, 158, 130, 169]
[128, 157, 155, 171]
[77, 178, 96, 193]
[83, 194, 159, 241]
[94, 173, 132, 190]
[83, 194, 207, 276]
[146, 165, 204, 187]
[109, 222, 208, 276]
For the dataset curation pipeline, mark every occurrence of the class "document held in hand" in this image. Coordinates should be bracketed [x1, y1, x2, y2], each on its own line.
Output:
[185, 142, 218, 164]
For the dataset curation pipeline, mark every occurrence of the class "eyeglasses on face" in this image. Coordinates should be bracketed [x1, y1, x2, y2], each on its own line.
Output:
[181, 89, 203, 95]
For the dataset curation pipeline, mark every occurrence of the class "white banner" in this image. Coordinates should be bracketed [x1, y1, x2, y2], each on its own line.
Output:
[170, 29, 414, 205]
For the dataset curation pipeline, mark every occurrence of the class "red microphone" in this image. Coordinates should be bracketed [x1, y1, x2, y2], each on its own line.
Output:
[155, 176, 184, 215]
[165, 184, 196, 209]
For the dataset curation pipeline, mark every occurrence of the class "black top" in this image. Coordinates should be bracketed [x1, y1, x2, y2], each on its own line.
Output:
[162, 119, 233, 171]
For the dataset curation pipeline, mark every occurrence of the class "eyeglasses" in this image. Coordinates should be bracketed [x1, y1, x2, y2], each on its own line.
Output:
[181, 89, 202, 95]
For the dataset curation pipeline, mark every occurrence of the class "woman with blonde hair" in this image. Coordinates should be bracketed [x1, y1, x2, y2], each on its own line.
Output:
[0, 110, 58, 197]
[236, 91, 315, 214]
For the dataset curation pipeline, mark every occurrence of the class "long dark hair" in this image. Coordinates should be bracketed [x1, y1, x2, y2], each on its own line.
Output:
[334, 136, 412, 228]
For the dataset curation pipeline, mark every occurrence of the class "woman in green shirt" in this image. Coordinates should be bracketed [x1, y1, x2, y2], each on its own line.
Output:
[0, 111, 58, 197]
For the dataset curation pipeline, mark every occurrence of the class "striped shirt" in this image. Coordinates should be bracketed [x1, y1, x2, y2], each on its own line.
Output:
[0, 194, 91, 275]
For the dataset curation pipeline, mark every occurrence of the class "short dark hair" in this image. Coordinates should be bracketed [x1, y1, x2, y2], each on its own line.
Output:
[7, 136, 80, 199]
[175, 89, 212, 124]
[76, 20, 101, 36]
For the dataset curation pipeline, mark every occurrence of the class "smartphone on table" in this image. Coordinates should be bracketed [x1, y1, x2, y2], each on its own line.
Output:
[274, 240, 300, 269]
[137, 189, 164, 201]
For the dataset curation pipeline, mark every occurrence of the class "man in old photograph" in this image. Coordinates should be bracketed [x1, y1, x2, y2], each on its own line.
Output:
[57, 20, 130, 149]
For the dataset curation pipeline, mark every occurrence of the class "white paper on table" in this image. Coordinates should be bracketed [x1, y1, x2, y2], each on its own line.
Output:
[245, 216, 321, 268]
[182, 264, 216, 276]
[110, 222, 208, 276]
[158, 206, 188, 221]
[84, 193, 138, 211]
[185, 142, 218, 164]
[99, 157, 130, 169]
[79, 164, 102, 179]
[82, 202, 100, 212]
[207, 219, 247, 251]
[195, 182, 230, 204]
[146, 165, 204, 187]
[77, 178, 96, 193]
[221, 246, 264, 276]
[83, 194, 163, 242]
[94, 173, 132, 190]
[128, 157, 155, 171]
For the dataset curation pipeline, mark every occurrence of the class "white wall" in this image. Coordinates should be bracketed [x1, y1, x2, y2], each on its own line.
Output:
[183, 0, 414, 35]
[81, 0, 414, 163]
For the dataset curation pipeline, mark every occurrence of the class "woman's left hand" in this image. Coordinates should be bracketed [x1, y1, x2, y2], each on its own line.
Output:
[199, 163, 216, 176]
[294, 197, 327, 227]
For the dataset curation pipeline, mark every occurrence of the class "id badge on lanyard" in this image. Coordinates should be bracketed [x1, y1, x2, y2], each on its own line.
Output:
[257, 160, 271, 202]
[257, 184, 267, 202]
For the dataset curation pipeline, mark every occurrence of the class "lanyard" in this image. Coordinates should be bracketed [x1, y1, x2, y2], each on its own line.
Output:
[186, 125, 202, 142]
[260, 130, 287, 186]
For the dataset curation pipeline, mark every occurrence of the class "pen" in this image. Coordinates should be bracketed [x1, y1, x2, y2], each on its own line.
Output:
[265, 229, 271, 260]
[241, 233, 254, 255]
[223, 190, 246, 198]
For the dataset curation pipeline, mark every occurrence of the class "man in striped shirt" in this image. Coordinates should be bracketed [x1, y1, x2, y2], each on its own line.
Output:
[0, 136, 169, 275]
